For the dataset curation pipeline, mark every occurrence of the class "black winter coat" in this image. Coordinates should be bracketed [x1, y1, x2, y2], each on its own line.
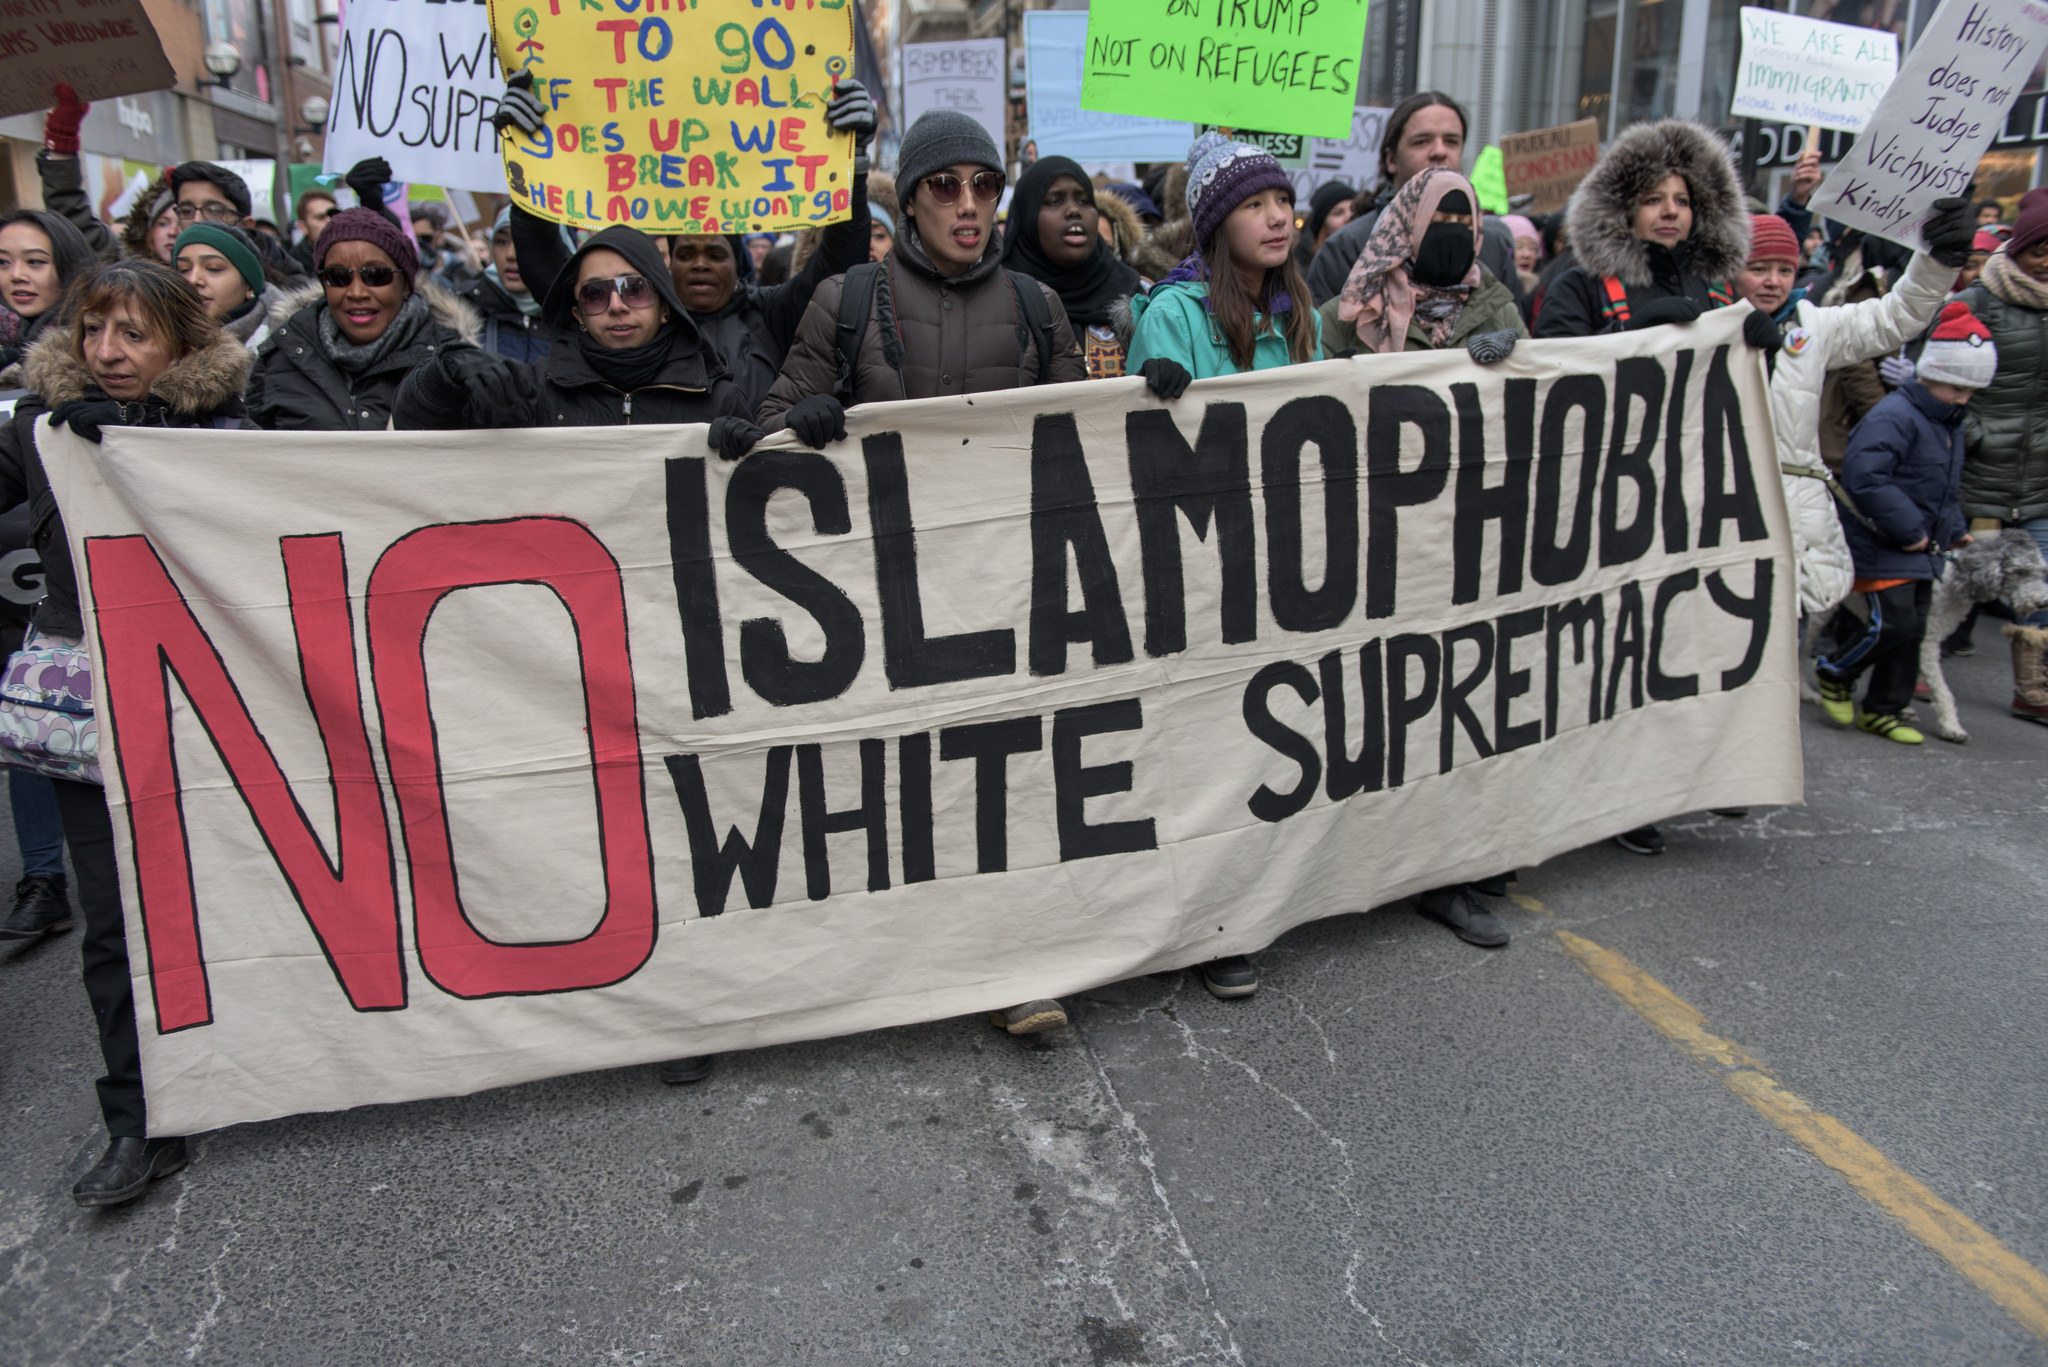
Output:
[0, 326, 250, 635]
[1955, 276, 2048, 524]
[1534, 238, 1729, 338]
[457, 273, 556, 365]
[1837, 381, 1967, 581]
[246, 281, 479, 430]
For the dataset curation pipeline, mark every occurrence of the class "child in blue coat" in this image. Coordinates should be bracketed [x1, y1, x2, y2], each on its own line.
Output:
[1818, 301, 1997, 743]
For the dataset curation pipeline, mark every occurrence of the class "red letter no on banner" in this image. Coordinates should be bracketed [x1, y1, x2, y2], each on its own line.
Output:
[366, 518, 656, 998]
[84, 534, 404, 1032]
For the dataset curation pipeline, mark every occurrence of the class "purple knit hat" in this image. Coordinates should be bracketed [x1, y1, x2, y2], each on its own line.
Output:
[1185, 131, 1293, 248]
[313, 207, 421, 286]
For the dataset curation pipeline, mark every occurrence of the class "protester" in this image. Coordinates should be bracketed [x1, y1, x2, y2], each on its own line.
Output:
[1092, 185, 1148, 270]
[1956, 189, 2048, 725]
[246, 207, 478, 430]
[869, 207, 896, 262]
[1306, 94, 1519, 308]
[1816, 302, 1991, 745]
[745, 234, 774, 275]
[1101, 181, 1164, 232]
[174, 223, 290, 350]
[457, 206, 552, 364]
[0, 210, 96, 387]
[1001, 156, 1145, 379]
[0, 258, 251, 1205]
[1950, 228, 1997, 295]
[164, 163, 302, 283]
[1976, 200, 2006, 228]
[31, 85, 120, 261]
[1293, 180, 1356, 273]
[1502, 213, 1542, 286]
[116, 177, 181, 264]
[291, 189, 338, 276]
[1807, 230, 1917, 470]
[755, 110, 1084, 443]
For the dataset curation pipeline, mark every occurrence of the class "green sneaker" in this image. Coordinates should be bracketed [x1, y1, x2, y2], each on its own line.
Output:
[1856, 710, 1923, 745]
[1817, 674, 1855, 725]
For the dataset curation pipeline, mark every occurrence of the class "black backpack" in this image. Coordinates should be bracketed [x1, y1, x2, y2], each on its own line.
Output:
[832, 260, 1058, 404]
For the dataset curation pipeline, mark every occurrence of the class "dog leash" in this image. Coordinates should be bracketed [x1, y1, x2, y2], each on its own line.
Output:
[1781, 460, 1878, 533]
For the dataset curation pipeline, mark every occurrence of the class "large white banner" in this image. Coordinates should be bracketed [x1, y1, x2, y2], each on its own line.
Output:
[320, 0, 507, 192]
[46, 307, 1801, 1136]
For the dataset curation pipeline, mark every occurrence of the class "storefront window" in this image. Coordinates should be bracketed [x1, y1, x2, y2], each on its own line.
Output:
[1695, 0, 1746, 130]
[1576, 0, 1617, 130]
[1622, 0, 1685, 127]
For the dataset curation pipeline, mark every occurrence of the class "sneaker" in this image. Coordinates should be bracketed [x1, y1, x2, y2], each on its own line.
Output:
[1613, 824, 1666, 856]
[1199, 955, 1258, 998]
[1415, 886, 1510, 947]
[0, 874, 71, 941]
[1856, 710, 1924, 744]
[1816, 674, 1855, 725]
[990, 1000, 1067, 1035]
[656, 1055, 716, 1085]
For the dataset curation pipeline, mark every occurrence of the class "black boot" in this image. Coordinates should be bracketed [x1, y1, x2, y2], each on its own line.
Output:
[72, 1136, 188, 1207]
[657, 1055, 716, 1084]
[1613, 824, 1666, 855]
[1199, 955, 1258, 999]
[1416, 886, 1510, 947]
[0, 874, 72, 941]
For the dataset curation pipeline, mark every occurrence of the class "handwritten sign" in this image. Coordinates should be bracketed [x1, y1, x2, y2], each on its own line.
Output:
[1729, 7, 1897, 134]
[902, 39, 1005, 159]
[1024, 9, 1193, 164]
[1811, 0, 2048, 248]
[323, 0, 508, 192]
[0, 0, 174, 120]
[487, 0, 854, 234]
[1497, 118, 1599, 213]
[1077, 0, 1369, 139]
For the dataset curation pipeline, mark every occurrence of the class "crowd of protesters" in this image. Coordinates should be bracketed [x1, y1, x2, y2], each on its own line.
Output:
[0, 71, 2036, 1210]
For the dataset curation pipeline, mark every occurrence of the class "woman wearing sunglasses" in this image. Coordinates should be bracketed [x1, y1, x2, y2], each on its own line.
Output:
[247, 208, 481, 431]
[753, 109, 1084, 450]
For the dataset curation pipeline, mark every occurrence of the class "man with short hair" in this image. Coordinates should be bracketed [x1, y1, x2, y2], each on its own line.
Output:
[168, 162, 305, 281]
[456, 205, 552, 363]
[292, 189, 337, 274]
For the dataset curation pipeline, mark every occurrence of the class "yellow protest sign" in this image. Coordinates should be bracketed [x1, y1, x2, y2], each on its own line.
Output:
[487, 0, 855, 234]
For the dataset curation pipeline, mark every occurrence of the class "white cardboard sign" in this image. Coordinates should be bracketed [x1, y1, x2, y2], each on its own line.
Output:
[1729, 7, 1898, 134]
[901, 40, 1008, 162]
[320, 0, 508, 193]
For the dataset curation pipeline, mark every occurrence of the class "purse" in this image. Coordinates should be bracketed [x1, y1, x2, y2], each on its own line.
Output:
[0, 623, 100, 784]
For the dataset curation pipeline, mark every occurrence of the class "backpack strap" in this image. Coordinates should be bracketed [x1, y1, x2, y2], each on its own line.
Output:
[834, 261, 884, 404]
[1005, 269, 1058, 385]
[1598, 275, 1631, 326]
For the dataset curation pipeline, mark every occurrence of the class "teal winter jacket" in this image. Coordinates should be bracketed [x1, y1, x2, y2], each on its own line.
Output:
[1125, 281, 1324, 379]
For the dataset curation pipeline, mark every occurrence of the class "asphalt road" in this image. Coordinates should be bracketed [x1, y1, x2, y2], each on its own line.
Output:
[3, 644, 2045, 1366]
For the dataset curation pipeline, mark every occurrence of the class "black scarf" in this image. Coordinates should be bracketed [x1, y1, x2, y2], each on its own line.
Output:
[1000, 156, 1140, 329]
[577, 318, 679, 392]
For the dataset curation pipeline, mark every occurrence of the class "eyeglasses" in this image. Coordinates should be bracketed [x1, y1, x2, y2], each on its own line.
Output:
[576, 274, 656, 315]
[318, 263, 400, 289]
[172, 202, 239, 223]
[922, 170, 1005, 205]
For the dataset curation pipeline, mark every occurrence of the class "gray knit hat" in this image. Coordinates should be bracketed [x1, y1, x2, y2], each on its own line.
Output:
[896, 110, 1002, 199]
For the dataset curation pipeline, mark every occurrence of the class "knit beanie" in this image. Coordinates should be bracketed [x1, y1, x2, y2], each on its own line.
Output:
[314, 207, 421, 286]
[1917, 301, 1998, 390]
[168, 161, 253, 219]
[1306, 180, 1356, 241]
[1185, 131, 1293, 249]
[1747, 214, 1800, 266]
[1501, 213, 1540, 245]
[871, 205, 896, 237]
[1972, 227, 2003, 255]
[896, 110, 1003, 199]
[492, 204, 513, 237]
[2006, 187, 2048, 258]
[173, 222, 265, 295]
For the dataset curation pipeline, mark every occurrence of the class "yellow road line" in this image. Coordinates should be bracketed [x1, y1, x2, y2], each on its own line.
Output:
[1515, 893, 2048, 1343]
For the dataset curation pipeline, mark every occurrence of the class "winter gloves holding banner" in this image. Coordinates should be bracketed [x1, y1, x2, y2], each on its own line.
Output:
[709, 395, 845, 459]
[491, 71, 879, 158]
[399, 348, 540, 429]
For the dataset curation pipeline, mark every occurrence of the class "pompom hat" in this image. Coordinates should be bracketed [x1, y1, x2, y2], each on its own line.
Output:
[1917, 301, 1997, 390]
[1185, 130, 1293, 248]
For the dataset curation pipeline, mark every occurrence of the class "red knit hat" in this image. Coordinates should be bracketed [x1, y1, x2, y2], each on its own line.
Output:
[1918, 301, 1997, 390]
[1747, 214, 1800, 266]
[2009, 187, 2048, 258]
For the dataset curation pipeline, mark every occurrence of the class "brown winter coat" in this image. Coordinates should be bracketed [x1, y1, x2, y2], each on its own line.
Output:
[757, 226, 1085, 428]
[1816, 252, 1895, 470]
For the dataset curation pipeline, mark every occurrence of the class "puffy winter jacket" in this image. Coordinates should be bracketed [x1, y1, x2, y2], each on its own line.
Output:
[757, 226, 1085, 429]
[1307, 185, 1522, 309]
[1836, 380, 1967, 581]
[33, 151, 119, 260]
[246, 280, 479, 430]
[1125, 281, 1324, 379]
[1770, 251, 1952, 614]
[1956, 276, 2048, 525]
[0, 325, 250, 635]
[1316, 267, 1524, 359]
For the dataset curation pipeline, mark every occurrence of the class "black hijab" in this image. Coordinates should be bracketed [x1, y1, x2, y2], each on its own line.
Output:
[1000, 156, 1140, 329]
[543, 225, 707, 391]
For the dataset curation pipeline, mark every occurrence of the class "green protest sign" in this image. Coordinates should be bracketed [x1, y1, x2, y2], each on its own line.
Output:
[1471, 145, 1508, 214]
[1080, 0, 1368, 139]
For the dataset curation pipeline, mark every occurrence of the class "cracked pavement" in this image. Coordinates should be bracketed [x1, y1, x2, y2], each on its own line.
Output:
[3, 648, 2045, 1365]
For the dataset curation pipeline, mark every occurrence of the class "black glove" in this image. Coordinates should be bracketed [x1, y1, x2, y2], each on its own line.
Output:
[825, 79, 876, 150]
[343, 157, 392, 211]
[446, 348, 536, 428]
[48, 398, 161, 443]
[492, 70, 546, 137]
[784, 394, 846, 448]
[1627, 296, 1702, 331]
[1922, 195, 1973, 269]
[1741, 309, 1782, 354]
[708, 414, 765, 461]
[1139, 357, 1192, 399]
[1465, 330, 1517, 364]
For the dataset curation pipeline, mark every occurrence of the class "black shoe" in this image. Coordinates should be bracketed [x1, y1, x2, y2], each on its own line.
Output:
[1709, 808, 1750, 819]
[71, 1136, 188, 1207]
[1199, 955, 1258, 998]
[1469, 874, 1510, 898]
[1614, 824, 1666, 855]
[0, 874, 71, 941]
[657, 1055, 716, 1085]
[1415, 886, 1510, 947]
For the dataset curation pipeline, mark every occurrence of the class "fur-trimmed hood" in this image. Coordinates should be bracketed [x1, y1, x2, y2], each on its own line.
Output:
[265, 274, 482, 346]
[1565, 119, 1750, 288]
[1131, 217, 1194, 284]
[21, 324, 251, 414]
[1095, 190, 1146, 267]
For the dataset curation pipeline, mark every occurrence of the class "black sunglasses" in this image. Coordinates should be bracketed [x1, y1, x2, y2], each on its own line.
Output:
[318, 264, 400, 288]
[923, 170, 1005, 205]
[576, 274, 656, 315]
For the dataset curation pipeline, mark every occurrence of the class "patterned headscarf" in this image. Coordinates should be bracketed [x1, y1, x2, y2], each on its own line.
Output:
[1336, 167, 1482, 354]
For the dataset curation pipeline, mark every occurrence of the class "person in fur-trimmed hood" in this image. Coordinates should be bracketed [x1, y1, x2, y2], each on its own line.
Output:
[1534, 118, 1750, 338]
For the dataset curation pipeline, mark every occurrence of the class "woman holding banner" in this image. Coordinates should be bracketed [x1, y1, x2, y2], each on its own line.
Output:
[0, 259, 252, 1206]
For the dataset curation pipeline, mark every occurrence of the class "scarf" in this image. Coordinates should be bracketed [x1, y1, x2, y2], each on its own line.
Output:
[318, 291, 429, 375]
[577, 318, 679, 392]
[1336, 167, 1482, 354]
[486, 263, 544, 318]
[1157, 252, 1296, 316]
[1983, 250, 2048, 310]
[999, 156, 1142, 328]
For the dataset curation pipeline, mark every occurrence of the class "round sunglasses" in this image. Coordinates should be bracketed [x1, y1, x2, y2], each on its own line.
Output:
[318, 264, 400, 289]
[922, 170, 1006, 205]
[576, 274, 657, 315]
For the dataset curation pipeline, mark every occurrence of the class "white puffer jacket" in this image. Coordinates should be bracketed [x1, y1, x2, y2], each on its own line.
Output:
[1772, 250, 1953, 615]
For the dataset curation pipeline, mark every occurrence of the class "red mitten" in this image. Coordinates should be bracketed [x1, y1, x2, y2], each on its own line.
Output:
[44, 84, 87, 155]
